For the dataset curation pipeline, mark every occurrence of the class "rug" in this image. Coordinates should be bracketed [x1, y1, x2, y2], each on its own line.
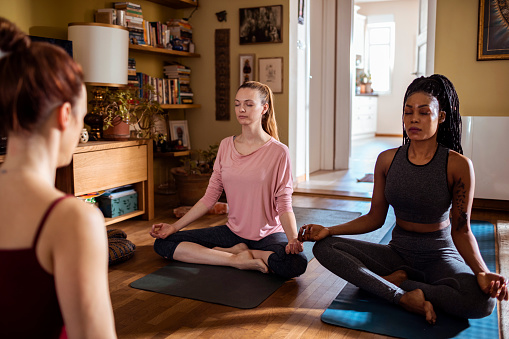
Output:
[357, 173, 374, 183]
[131, 208, 368, 309]
[321, 220, 499, 339]
[293, 207, 361, 261]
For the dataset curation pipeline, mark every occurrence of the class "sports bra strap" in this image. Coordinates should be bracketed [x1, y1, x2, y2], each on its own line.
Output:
[32, 195, 73, 248]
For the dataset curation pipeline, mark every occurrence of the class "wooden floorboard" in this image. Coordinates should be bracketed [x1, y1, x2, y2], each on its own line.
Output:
[108, 193, 509, 338]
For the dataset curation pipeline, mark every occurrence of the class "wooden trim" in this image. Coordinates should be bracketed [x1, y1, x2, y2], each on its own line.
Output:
[375, 133, 403, 138]
[160, 104, 201, 109]
[473, 198, 509, 212]
[293, 187, 372, 201]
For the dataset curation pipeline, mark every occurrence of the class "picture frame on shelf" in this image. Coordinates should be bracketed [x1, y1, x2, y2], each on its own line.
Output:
[258, 57, 283, 94]
[478, 0, 509, 60]
[169, 120, 190, 150]
[239, 5, 283, 44]
[239, 54, 255, 86]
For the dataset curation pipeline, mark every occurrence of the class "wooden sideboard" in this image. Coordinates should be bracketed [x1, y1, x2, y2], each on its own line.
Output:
[0, 140, 154, 226]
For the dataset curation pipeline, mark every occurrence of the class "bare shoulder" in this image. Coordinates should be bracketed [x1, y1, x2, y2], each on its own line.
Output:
[375, 147, 399, 174]
[48, 198, 106, 243]
[448, 150, 474, 176]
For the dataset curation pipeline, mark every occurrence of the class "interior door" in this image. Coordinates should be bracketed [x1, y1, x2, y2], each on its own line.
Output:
[416, 0, 436, 77]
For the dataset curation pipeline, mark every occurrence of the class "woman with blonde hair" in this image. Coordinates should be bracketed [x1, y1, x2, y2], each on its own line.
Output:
[0, 17, 116, 338]
[150, 81, 307, 279]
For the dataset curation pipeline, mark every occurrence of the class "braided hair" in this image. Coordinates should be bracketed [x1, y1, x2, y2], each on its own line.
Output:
[402, 74, 462, 154]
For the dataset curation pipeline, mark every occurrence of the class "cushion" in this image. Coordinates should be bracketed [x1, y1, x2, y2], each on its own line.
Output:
[108, 237, 136, 266]
[107, 228, 127, 239]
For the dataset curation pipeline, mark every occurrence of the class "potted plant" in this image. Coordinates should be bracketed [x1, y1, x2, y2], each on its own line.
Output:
[171, 143, 219, 206]
[89, 84, 163, 141]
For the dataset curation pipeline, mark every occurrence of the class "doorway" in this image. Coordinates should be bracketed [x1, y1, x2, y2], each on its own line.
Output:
[296, 0, 436, 196]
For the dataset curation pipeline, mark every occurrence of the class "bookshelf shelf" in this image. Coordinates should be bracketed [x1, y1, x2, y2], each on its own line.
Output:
[145, 0, 198, 9]
[160, 104, 200, 109]
[129, 44, 200, 57]
[154, 150, 191, 158]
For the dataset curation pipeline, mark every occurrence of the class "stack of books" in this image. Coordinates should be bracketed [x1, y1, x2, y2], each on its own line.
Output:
[167, 19, 193, 51]
[128, 58, 138, 86]
[164, 64, 193, 104]
[114, 2, 145, 45]
[144, 21, 170, 49]
[136, 73, 180, 105]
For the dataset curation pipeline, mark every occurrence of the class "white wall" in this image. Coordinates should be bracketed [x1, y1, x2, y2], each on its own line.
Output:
[357, 0, 419, 135]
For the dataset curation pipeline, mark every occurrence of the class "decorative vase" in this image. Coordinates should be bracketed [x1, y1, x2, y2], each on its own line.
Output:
[103, 116, 130, 141]
[79, 128, 89, 143]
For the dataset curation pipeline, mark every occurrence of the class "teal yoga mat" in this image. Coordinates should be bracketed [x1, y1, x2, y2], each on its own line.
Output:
[131, 208, 365, 309]
[321, 220, 499, 339]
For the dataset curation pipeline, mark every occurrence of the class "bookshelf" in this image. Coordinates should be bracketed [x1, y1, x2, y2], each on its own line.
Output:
[145, 0, 198, 9]
[129, 43, 200, 57]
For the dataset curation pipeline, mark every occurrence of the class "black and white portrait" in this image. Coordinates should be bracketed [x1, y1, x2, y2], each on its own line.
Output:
[239, 5, 282, 45]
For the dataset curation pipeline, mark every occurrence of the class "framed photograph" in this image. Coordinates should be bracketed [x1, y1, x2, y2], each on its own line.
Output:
[258, 57, 283, 94]
[169, 120, 190, 150]
[239, 5, 282, 44]
[239, 54, 255, 86]
[478, 0, 509, 60]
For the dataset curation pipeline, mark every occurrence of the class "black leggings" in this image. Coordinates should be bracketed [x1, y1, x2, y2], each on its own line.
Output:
[313, 225, 495, 319]
[154, 225, 307, 279]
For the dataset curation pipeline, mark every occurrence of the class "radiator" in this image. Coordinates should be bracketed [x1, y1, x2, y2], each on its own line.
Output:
[462, 116, 509, 200]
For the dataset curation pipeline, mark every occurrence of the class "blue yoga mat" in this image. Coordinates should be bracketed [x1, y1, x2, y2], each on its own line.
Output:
[321, 221, 499, 339]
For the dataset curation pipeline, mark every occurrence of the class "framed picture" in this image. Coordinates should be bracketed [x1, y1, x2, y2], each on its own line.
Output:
[239, 54, 255, 86]
[169, 120, 190, 150]
[478, 0, 509, 60]
[258, 57, 283, 94]
[239, 5, 282, 44]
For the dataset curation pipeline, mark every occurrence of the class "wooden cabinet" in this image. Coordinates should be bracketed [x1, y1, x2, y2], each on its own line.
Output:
[352, 95, 378, 139]
[56, 140, 154, 225]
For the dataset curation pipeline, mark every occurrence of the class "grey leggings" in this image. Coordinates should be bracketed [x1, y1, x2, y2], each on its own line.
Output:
[313, 225, 495, 319]
[154, 225, 307, 279]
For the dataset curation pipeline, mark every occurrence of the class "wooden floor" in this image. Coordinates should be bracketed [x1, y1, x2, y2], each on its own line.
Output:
[108, 193, 509, 339]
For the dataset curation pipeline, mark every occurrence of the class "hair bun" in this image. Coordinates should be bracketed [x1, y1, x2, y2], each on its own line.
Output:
[0, 17, 30, 56]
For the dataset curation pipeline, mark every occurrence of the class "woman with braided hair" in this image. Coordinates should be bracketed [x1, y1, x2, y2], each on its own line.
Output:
[150, 81, 307, 279]
[299, 74, 507, 323]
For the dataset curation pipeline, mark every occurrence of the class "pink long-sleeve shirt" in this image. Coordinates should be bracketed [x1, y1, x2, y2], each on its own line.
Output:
[199, 136, 294, 241]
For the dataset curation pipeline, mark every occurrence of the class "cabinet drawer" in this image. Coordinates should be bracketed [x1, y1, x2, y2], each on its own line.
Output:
[73, 145, 147, 196]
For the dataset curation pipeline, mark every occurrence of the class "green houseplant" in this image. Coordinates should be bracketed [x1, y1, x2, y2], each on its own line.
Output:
[171, 143, 219, 206]
[89, 85, 163, 140]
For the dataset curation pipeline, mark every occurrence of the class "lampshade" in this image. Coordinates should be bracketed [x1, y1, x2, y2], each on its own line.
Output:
[68, 22, 128, 87]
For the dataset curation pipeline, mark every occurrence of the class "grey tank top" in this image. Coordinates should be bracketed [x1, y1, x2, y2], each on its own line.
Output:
[385, 143, 451, 224]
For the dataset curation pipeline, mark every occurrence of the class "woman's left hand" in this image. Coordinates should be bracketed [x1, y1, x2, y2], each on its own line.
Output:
[477, 272, 509, 301]
[286, 238, 304, 254]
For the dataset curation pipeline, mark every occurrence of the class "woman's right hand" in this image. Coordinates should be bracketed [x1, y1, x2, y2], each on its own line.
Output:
[150, 223, 178, 239]
[298, 224, 331, 242]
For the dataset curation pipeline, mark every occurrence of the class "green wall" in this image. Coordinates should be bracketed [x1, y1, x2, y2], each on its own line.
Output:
[0, 0, 290, 151]
[435, 0, 509, 116]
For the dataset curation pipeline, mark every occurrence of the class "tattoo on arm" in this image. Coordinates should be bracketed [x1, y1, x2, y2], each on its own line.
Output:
[454, 178, 468, 231]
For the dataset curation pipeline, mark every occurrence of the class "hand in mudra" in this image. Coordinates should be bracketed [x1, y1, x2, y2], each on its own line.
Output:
[477, 272, 509, 301]
[150, 223, 177, 239]
[298, 224, 330, 242]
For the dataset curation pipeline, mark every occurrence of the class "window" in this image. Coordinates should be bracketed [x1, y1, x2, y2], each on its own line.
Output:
[366, 22, 395, 94]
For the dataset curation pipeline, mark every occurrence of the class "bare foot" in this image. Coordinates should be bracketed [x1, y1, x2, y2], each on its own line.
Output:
[213, 243, 249, 254]
[382, 270, 408, 287]
[231, 250, 269, 273]
[399, 289, 436, 324]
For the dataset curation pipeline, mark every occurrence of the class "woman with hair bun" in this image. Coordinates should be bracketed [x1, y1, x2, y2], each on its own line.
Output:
[150, 81, 307, 279]
[0, 17, 116, 338]
[299, 74, 508, 323]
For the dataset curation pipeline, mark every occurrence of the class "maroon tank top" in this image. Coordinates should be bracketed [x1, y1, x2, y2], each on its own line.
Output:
[0, 195, 71, 338]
